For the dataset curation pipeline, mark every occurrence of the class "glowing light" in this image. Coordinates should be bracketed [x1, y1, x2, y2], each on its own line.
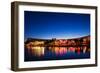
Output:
[31, 47, 45, 57]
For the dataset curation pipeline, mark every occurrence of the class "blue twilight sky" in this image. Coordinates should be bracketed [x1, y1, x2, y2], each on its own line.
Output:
[24, 11, 90, 39]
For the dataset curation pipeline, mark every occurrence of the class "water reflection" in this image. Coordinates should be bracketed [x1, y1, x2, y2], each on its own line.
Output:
[31, 47, 45, 56]
[25, 46, 90, 61]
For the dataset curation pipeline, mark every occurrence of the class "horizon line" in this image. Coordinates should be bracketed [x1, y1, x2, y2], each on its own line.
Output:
[25, 35, 90, 40]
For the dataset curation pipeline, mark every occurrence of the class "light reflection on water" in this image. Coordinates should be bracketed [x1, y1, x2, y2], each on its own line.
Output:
[25, 46, 90, 61]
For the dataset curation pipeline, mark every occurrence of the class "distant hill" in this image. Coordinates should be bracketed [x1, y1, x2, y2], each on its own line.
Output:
[25, 35, 90, 41]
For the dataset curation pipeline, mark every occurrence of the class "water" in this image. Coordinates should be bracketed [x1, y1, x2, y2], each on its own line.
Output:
[24, 46, 90, 61]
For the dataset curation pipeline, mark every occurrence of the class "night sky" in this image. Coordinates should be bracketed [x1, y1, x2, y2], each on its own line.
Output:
[24, 11, 90, 40]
